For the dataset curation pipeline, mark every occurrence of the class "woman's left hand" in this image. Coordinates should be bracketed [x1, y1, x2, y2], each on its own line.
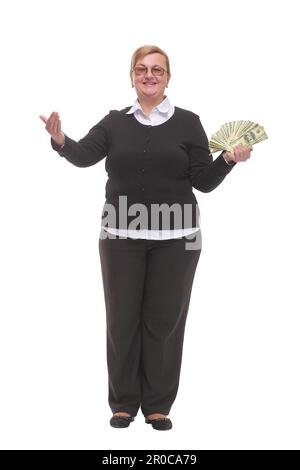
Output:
[223, 144, 253, 163]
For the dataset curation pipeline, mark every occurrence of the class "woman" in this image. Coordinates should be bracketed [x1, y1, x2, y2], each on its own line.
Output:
[40, 45, 252, 431]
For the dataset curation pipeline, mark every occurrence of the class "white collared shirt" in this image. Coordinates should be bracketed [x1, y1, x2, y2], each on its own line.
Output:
[103, 95, 200, 240]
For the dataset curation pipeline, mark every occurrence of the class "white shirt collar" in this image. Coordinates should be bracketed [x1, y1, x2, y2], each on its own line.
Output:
[126, 95, 171, 115]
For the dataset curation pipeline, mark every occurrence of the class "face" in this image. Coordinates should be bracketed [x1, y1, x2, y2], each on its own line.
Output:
[131, 53, 170, 100]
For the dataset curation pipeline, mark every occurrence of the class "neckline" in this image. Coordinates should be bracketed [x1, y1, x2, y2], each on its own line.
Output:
[128, 106, 178, 128]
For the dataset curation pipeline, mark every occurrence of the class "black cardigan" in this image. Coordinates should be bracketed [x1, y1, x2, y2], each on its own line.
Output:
[51, 106, 236, 230]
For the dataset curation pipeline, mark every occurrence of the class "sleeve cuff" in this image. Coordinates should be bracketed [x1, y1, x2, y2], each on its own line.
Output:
[221, 151, 236, 167]
[222, 152, 235, 166]
[211, 151, 237, 174]
[51, 137, 65, 151]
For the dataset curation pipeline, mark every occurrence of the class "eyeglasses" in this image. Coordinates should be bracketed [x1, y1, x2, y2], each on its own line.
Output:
[132, 65, 168, 77]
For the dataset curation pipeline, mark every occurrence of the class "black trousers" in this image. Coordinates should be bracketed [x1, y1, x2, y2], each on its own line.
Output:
[98, 228, 201, 417]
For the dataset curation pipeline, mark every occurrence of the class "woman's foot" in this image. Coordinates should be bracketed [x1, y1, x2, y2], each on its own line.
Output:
[113, 412, 131, 417]
[146, 413, 167, 420]
[145, 413, 172, 430]
[110, 412, 134, 428]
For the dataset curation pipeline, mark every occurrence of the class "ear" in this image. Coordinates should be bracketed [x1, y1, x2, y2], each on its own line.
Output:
[166, 74, 171, 87]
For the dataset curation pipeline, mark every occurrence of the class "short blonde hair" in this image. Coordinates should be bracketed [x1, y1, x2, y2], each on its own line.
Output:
[130, 45, 170, 84]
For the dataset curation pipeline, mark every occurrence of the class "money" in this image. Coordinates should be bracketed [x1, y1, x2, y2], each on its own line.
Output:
[208, 120, 268, 153]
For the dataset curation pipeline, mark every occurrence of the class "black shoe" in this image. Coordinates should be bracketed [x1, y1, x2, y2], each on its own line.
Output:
[145, 416, 172, 430]
[110, 414, 135, 428]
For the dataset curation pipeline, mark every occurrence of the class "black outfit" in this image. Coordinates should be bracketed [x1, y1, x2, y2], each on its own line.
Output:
[51, 106, 236, 417]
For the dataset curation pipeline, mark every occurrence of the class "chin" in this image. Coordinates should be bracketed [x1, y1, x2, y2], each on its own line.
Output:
[141, 88, 159, 95]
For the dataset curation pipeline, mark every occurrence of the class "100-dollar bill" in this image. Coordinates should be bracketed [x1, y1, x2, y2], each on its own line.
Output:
[229, 124, 267, 148]
[209, 121, 268, 153]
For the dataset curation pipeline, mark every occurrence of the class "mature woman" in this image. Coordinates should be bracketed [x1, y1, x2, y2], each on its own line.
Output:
[40, 45, 252, 431]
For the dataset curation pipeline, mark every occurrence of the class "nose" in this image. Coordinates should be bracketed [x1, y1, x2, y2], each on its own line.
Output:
[145, 67, 155, 79]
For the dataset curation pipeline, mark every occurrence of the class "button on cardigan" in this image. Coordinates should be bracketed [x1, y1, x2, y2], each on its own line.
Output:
[51, 104, 236, 231]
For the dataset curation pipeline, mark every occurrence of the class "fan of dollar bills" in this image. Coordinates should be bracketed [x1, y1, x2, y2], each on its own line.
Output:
[208, 120, 268, 154]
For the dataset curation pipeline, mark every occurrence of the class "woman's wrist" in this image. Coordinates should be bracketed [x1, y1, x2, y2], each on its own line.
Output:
[222, 151, 235, 164]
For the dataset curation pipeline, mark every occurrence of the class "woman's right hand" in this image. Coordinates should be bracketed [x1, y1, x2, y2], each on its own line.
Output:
[39, 111, 65, 146]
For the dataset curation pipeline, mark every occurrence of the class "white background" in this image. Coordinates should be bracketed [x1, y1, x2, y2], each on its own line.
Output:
[0, 0, 299, 450]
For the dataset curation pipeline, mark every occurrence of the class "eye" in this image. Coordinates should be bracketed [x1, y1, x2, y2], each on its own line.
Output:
[134, 66, 146, 73]
[152, 67, 164, 76]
